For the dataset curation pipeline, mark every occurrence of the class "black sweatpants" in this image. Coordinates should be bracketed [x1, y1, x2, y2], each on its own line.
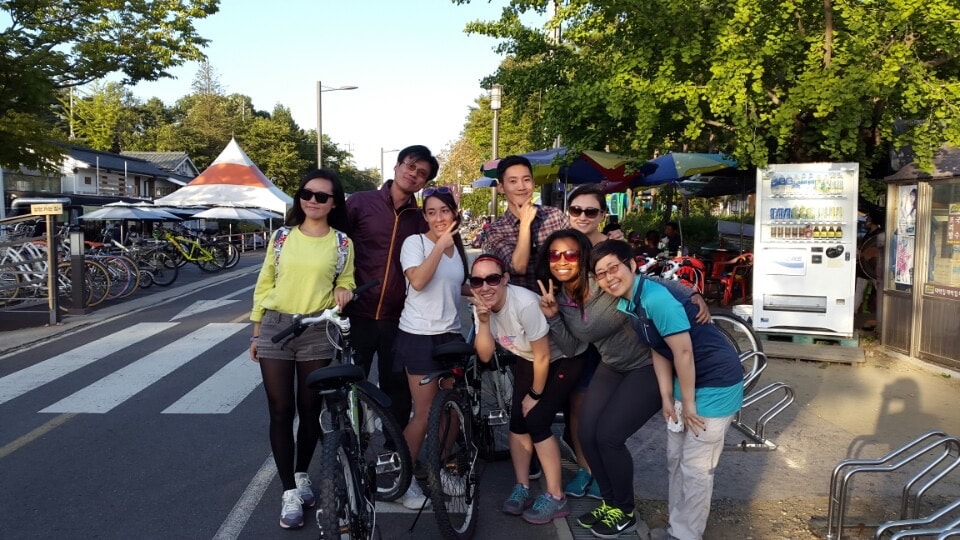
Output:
[350, 317, 411, 431]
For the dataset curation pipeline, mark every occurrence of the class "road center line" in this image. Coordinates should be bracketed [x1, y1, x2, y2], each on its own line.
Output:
[0, 413, 76, 460]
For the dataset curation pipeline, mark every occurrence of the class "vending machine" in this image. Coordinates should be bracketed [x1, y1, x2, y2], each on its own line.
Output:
[752, 163, 859, 337]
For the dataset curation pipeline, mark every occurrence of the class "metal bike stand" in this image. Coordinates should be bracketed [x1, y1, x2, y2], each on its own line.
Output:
[825, 431, 960, 540]
[728, 381, 795, 451]
[875, 498, 960, 539]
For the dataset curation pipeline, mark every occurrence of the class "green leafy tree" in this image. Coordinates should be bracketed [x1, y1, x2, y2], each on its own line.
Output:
[456, 0, 960, 176]
[65, 82, 140, 152]
[0, 0, 219, 171]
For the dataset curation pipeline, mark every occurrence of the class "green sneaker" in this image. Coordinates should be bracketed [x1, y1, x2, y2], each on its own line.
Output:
[576, 500, 612, 529]
[590, 507, 636, 538]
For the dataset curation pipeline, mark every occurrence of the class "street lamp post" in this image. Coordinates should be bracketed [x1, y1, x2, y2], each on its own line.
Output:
[490, 84, 503, 217]
[317, 80, 358, 168]
[381, 147, 400, 185]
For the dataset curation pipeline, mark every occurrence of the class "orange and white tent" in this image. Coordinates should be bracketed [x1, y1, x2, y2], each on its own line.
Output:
[155, 138, 293, 214]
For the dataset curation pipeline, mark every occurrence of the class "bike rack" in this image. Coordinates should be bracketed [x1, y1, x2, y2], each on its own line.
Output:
[728, 381, 795, 451]
[875, 498, 960, 539]
[825, 431, 960, 540]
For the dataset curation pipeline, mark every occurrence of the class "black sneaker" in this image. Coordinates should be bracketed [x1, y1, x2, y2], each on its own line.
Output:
[528, 456, 542, 480]
[577, 500, 612, 528]
[589, 507, 636, 538]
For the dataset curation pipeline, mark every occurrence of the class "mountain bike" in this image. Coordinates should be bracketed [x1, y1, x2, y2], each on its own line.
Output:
[417, 340, 515, 539]
[271, 282, 412, 538]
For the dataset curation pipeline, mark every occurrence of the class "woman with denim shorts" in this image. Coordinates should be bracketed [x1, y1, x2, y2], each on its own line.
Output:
[250, 168, 356, 529]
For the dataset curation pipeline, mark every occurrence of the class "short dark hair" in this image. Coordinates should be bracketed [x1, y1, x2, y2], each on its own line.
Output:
[396, 145, 439, 181]
[665, 221, 679, 231]
[602, 222, 622, 235]
[567, 184, 608, 211]
[286, 168, 348, 230]
[591, 239, 635, 272]
[496, 155, 533, 181]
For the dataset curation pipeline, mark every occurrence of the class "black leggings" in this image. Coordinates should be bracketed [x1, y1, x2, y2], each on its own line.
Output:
[510, 355, 584, 443]
[579, 362, 661, 512]
[259, 357, 327, 491]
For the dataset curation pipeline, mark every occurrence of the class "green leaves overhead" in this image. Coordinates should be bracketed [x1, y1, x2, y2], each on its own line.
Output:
[458, 0, 960, 174]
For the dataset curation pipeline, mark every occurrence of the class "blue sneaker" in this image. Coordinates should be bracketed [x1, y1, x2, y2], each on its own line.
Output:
[502, 483, 531, 515]
[564, 468, 593, 497]
[294, 472, 315, 507]
[522, 493, 570, 524]
[279, 489, 304, 529]
[585, 476, 603, 500]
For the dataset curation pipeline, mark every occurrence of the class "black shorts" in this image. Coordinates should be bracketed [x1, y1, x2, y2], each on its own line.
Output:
[392, 330, 467, 375]
[510, 353, 585, 443]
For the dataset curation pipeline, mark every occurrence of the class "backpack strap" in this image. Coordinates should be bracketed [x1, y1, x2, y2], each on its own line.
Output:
[272, 225, 350, 284]
[272, 226, 292, 281]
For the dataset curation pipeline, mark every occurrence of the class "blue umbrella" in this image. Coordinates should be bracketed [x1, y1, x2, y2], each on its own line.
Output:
[471, 178, 497, 188]
[638, 152, 738, 186]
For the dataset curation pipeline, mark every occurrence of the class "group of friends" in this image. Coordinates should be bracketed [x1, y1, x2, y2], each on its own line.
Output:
[248, 146, 745, 540]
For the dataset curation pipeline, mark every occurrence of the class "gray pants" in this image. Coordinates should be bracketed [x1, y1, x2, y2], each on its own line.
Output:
[665, 414, 735, 540]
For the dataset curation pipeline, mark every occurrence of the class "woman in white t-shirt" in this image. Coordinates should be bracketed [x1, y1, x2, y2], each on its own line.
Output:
[393, 187, 470, 509]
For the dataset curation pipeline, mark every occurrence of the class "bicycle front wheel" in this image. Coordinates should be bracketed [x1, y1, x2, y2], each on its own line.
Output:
[425, 389, 479, 540]
[356, 391, 412, 502]
[316, 429, 376, 540]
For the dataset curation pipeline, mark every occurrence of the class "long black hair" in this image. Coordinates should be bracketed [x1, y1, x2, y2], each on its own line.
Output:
[285, 168, 348, 231]
[423, 190, 470, 283]
[536, 228, 594, 317]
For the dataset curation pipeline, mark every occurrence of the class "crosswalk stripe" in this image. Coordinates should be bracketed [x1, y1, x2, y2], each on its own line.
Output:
[41, 323, 248, 414]
[162, 351, 261, 414]
[0, 322, 177, 406]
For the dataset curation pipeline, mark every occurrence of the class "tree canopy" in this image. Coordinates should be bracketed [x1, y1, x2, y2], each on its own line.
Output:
[456, 0, 960, 175]
[0, 0, 219, 171]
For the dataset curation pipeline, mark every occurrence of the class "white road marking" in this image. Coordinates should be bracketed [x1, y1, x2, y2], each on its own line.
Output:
[170, 299, 242, 321]
[162, 351, 261, 414]
[41, 323, 247, 414]
[0, 322, 177, 406]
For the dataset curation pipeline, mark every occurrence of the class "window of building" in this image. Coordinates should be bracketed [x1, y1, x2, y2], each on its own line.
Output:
[926, 180, 960, 294]
[887, 184, 917, 292]
[84, 177, 92, 185]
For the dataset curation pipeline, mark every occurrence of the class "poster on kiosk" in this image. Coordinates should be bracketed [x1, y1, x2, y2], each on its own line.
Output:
[753, 163, 859, 337]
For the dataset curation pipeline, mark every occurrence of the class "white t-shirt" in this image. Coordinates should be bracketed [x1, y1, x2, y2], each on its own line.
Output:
[475, 285, 559, 362]
[398, 234, 464, 335]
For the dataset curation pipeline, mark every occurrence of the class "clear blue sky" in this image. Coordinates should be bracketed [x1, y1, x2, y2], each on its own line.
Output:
[130, 0, 517, 177]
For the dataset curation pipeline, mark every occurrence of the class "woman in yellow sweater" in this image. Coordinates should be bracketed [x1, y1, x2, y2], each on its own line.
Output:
[250, 168, 356, 529]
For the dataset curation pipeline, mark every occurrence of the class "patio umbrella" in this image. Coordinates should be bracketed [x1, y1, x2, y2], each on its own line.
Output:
[638, 152, 738, 185]
[80, 206, 182, 244]
[480, 147, 656, 187]
[192, 207, 269, 221]
[471, 178, 497, 188]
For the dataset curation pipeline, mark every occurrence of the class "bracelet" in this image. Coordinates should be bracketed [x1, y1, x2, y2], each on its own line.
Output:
[250, 336, 259, 342]
[527, 388, 543, 400]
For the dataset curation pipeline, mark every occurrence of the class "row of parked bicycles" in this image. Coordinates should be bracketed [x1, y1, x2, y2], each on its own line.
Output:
[0, 222, 240, 311]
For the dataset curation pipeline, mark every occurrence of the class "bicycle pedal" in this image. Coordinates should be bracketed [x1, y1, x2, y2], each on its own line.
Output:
[486, 409, 508, 426]
[375, 452, 401, 474]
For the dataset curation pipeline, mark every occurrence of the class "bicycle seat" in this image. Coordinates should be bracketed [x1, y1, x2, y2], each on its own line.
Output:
[432, 341, 475, 366]
[306, 364, 366, 393]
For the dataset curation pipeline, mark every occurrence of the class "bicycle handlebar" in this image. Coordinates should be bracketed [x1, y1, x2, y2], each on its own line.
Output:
[269, 280, 380, 344]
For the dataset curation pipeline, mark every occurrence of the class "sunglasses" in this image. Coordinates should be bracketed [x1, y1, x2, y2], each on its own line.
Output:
[468, 273, 503, 289]
[568, 205, 602, 219]
[548, 249, 580, 263]
[400, 160, 431, 180]
[298, 188, 333, 204]
[423, 186, 452, 197]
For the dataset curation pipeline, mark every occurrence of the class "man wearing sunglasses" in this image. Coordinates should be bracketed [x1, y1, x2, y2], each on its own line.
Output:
[345, 145, 439, 431]
[483, 155, 570, 292]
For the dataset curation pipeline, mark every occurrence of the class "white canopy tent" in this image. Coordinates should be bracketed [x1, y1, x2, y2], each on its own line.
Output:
[155, 138, 293, 215]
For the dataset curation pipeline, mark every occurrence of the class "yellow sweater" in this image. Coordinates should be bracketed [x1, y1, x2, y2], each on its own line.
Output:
[250, 227, 355, 322]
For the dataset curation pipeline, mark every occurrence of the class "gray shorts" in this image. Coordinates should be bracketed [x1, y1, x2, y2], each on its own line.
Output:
[255, 310, 336, 362]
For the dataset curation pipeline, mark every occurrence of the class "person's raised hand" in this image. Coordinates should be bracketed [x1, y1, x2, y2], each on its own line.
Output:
[518, 200, 538, 228]
[470, 291, 491, 324]
[537, 279, 558, 317]
[435, 220, 459, 251]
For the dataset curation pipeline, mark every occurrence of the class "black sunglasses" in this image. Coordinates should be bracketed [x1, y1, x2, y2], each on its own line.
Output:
[568, 205, 602, 218]
[468, 273, 503, 289]
[298, 188, 333, 204]
[423, 186, 452, 197]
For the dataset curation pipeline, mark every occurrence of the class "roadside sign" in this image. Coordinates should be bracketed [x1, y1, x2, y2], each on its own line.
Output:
[31, 203, 63, 215]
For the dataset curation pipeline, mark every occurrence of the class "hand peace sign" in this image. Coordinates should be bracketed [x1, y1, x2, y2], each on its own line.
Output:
[537, 279, 559, 317]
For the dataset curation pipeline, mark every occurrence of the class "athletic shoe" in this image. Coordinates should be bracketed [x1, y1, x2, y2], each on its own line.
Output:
[398, 481, 430, 510]
[577, 500, 613, 529]
[590, 507, 636, 538]
[528, 456, 542, 480]
[279, 489, 304, 529]
[522, 493, 570, 524]
[649, 527, 677, 540]
[501, 483, 531, 515]
[441, 469, 466, 496]
[564, 468, 593, 497]
[294, 472, 315, 508]
[585, 477, 603, 500]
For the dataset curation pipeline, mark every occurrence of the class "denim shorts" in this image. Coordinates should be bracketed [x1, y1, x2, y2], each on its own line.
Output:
[392, 330, 467, 375]
[255, 310, 336, 362]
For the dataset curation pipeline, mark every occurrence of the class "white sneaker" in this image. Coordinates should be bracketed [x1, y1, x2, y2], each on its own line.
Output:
[279, 488, 304, 529]
[399, 482, 429, 510]
[294, 472, 315, 507]
[441, 469, 466, 497]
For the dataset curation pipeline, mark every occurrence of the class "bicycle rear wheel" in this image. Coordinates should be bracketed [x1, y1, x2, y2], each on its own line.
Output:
[425, 389, 480, 540]
[196, 244, 227, 272]
[711, 311, 764, 393]
[142, 251, 178, 287]
[316, 428, 376, 539]
[355, 391, 412, 502]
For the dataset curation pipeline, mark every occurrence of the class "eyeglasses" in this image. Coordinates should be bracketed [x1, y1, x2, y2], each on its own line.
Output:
[568, 206, 602, 219]
[548, 249, 580, 263]
[298, 188, 333, 204]
[422, 186, 452, 197]
[593, 259, 631, 281]
[400, 160, 431, 180]
[468, 273, 503, 289]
